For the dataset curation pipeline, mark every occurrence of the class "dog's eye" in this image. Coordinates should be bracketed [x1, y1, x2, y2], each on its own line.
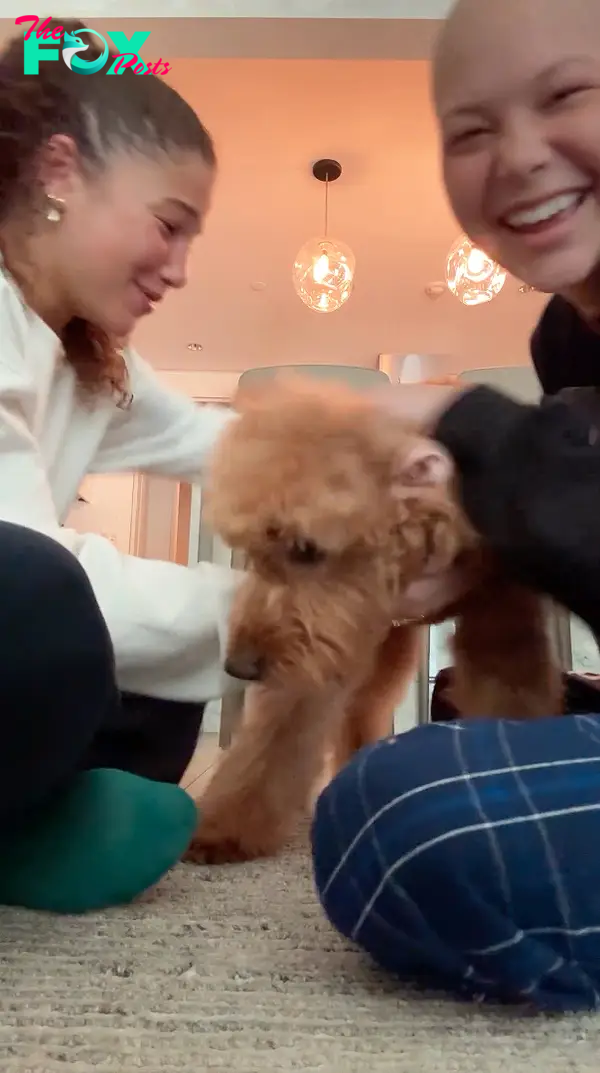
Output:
[266, 526, 281, 541]
[288, 539, 326, 565]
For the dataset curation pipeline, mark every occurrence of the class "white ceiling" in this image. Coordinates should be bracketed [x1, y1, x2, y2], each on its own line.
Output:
[0, 17, 439, 59]
[1, 1, 453, 19]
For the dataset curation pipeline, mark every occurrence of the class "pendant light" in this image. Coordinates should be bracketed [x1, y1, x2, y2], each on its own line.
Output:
[292, 158, 355, 313]
[445, 234, 507, 306]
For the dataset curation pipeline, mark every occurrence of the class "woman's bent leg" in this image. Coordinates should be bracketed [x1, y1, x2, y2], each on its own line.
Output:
[0, 521, 118, 822]
[312, 715, 600, 1011]
[84, 693, 205, 785]
[0, 523, 196, 912]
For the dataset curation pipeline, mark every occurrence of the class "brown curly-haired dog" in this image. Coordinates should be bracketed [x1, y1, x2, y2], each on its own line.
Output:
[185, 377, 562, 865]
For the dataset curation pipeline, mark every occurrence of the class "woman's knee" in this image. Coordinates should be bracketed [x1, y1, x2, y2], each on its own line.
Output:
[311, 722, 500, 933]
[0, 523, 118, 811]
[0, 522, 114, 677]
[312, 721, 600, 1010]
[311, 729, 454, 935]
[0, 521, 100, 609]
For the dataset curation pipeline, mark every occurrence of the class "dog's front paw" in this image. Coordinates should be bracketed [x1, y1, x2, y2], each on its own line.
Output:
[182, 812, 283, 865]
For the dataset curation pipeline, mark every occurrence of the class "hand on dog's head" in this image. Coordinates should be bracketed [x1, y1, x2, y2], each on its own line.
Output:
[220, 372, 455, 549]
[211, 374, 466, 688]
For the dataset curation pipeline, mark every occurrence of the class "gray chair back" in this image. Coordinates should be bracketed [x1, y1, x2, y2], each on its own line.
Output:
[238, 364, 390, 392]
[457, 364, 541, 402]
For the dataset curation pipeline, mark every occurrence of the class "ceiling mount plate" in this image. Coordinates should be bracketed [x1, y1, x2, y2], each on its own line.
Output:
[312, 158, 342, 183]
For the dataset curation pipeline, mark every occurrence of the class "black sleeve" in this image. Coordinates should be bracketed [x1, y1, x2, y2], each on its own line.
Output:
[530, 294, 600, 395]
[434, 385, 600, 636]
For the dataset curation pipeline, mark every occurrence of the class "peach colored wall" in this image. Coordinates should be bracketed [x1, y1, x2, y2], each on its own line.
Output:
[65, 473, 136, 553]
[67, 474, 180, 564]
[63, 373, 237, 555]
[137, 476, 178, 562]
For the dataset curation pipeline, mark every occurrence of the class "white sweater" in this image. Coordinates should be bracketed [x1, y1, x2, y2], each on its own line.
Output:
[0, 266, 241, 703]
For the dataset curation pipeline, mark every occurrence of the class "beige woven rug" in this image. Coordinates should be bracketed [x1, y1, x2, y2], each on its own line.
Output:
[1, 835, 598, 1072]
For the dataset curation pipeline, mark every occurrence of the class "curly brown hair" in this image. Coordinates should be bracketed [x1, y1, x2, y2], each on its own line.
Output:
[0, 18, 216, 401]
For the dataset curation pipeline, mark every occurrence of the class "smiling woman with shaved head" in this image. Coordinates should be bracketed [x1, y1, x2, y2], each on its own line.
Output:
[312, 0, 600, 1013]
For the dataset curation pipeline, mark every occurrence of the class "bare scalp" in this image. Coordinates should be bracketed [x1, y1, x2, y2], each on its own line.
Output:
[433, 0, 600, 113]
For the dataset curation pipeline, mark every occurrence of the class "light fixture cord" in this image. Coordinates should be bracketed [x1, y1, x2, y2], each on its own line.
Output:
[323, 176, 329, 237]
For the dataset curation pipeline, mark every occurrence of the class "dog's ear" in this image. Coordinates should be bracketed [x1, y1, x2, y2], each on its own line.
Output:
[393, 438, 453, 488]
[390, 437, 458, 575]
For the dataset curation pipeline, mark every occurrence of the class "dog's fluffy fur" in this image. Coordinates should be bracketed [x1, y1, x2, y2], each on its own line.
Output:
[185, 378, 562, 864]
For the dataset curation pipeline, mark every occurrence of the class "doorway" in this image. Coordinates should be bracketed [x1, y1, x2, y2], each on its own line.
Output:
[131, 475, 193, 565]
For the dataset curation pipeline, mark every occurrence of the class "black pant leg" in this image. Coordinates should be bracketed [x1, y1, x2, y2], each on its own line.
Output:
[430, 667, 600, 720]
[430, 668, 460, 722]
[0, 522, 119, 825]
[83, 693, 205, 784]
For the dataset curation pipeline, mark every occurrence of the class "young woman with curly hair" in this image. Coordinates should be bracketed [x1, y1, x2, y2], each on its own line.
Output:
[0, 19, 242, 913]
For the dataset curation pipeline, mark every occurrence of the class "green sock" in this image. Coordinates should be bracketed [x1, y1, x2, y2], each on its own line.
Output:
[0, 768, 198, 914]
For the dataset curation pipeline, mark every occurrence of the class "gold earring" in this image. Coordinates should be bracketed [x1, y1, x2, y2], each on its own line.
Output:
[46, 194, 65, 223]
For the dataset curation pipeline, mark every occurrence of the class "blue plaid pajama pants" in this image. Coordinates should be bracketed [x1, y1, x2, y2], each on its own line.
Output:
[311, 715, 600, 1011]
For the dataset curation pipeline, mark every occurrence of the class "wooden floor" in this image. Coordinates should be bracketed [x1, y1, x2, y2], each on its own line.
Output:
[180, 732, 221, 795]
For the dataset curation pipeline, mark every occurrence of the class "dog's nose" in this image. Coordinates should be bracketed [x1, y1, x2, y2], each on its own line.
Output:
[224, 652, 265, 682]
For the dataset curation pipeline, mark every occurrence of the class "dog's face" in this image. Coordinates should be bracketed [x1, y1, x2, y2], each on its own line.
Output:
[208, 377, 467, 691]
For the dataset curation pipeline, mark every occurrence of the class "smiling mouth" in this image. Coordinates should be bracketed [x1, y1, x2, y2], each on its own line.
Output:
[136, 285, 163, 312]
[501, 190, 590, 233]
